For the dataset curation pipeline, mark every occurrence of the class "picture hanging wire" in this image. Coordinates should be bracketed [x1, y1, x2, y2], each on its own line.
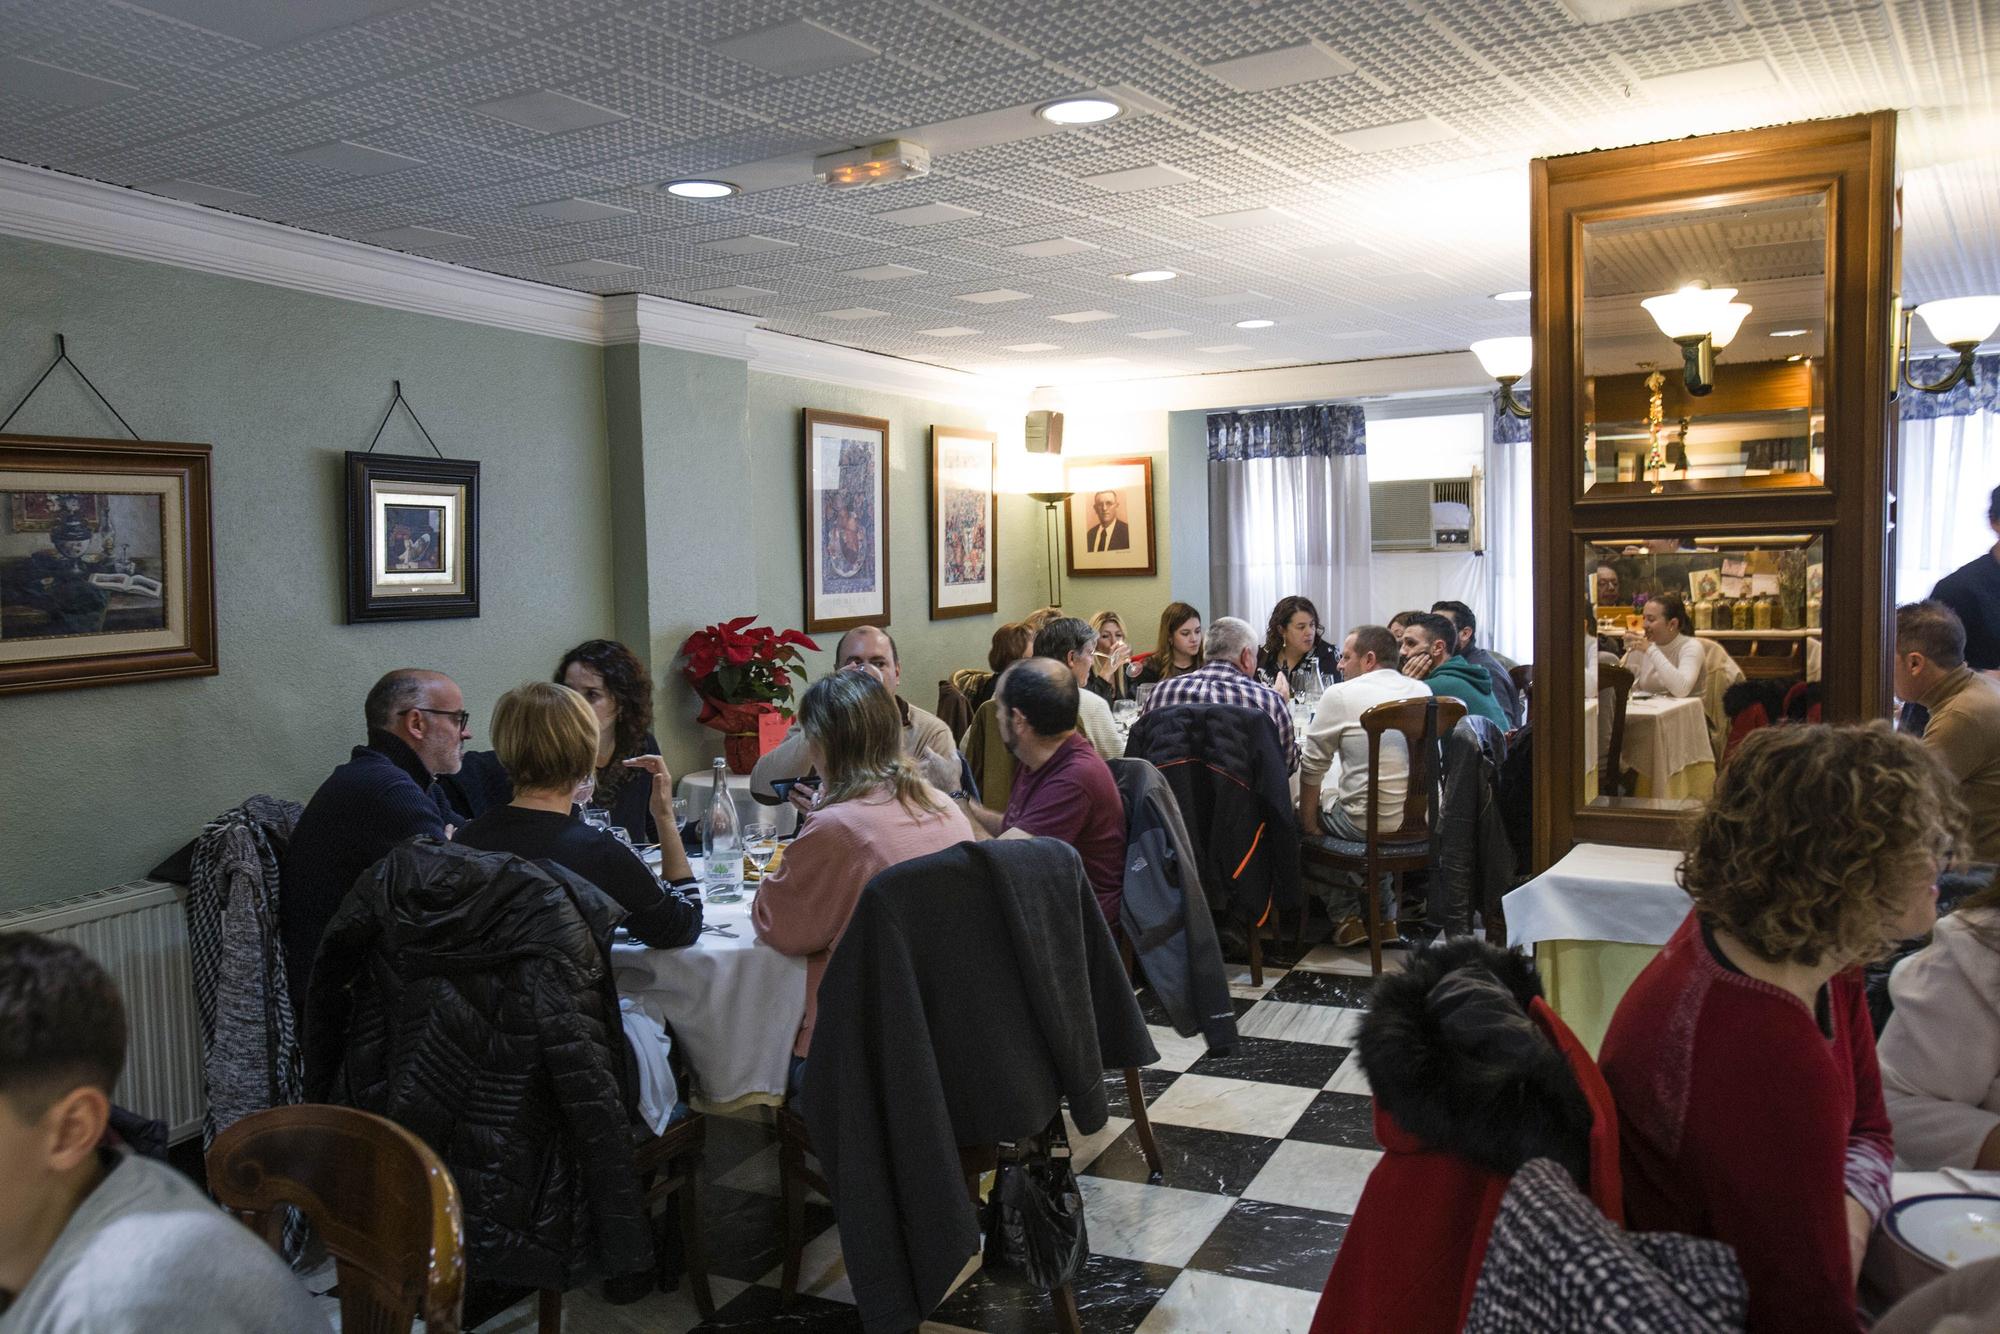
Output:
[0, 335, 142, 439]
[364, 380, 444, 458]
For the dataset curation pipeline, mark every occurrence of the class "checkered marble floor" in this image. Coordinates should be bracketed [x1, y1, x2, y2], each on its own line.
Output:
[323, 934, 1407, 1334]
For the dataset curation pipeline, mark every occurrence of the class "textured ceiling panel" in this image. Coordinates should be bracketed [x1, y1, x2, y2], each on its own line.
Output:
[0, 0, 1990, 381]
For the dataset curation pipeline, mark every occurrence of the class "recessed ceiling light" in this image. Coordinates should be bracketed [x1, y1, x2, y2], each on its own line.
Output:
[1492, 290, 1532, 302]
[1771, 328, 1809, 337]
[1125, 269, 1177, 282]
[664, 179, 737, 199]
[1037, 97, 1122, 125]
[1235, 318, 1276, 329]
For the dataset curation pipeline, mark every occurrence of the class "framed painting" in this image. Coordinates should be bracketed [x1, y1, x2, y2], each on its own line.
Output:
[1064, 454, 1157, 578]
[0, 434, 217, 695]
[929, 425, 997, 619]
[345, 451, 480, 622]
[803, 409, 890, 633]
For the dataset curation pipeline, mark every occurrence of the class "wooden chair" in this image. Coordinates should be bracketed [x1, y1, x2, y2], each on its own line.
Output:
[1115, 936, 1167, 1182]
[1509, 663, 1532, 720]
[1300, 696, 1466, 976]
[1597, 664, 1636, 798]
[631, 1113, 716, 1319]
[208, 1104, 465, 1334]
[776, 1104, 1083, 1332]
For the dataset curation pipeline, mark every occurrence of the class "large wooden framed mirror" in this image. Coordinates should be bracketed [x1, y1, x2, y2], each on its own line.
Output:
[1531, 113, 1899, 865]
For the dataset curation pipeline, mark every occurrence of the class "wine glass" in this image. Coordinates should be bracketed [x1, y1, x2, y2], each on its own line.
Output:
[744, 821, 778, 880]
[1112, 699, 1138, 729]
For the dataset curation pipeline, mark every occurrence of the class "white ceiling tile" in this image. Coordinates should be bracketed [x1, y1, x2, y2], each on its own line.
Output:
[1558, 0, 1705, 25]
[1004, 342, 1062, 352]
[2, 56, 136, 107]
[956, 288, 1031, 303]
[518, 197, 637, 222]
[1634, 58, 1779, 102]
[842, 262, 927, 280]
[551, 258, 641, 277]
[699, 233, 799, 255]
[363, 224, 476, 247]
[1001, 236, 1101, 258]
[917, 325, 981, 337]
[132, 0, 413, 48]
[1197, 343, 1255, 352]
[1328, 116, 1460, 153]
[1194, 206, 1297, 231]
[137, 177, 261, 208]
[820, 306, 889, 319]
[1130, 328, 1191, 339]
[1201, 41, 1358, 93]
[697, 283, 776, 299]
[471, 89, 628, 133]
[284, 140, 426, 176]
[1051, 310, 1117, 323]
[1078, 163, 1199, 193]
[874, 200, 984, 225]
[710, 18, 878, 78]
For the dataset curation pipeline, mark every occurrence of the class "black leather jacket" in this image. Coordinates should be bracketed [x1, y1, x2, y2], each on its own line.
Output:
[304, 839, 653, 1291]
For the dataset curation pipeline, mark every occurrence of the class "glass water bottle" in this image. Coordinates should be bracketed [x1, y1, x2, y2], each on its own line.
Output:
[701, 757, 741, 885]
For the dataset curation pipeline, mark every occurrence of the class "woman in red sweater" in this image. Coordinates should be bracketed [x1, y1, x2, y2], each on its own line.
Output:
[1600, 723, 1967, 1333]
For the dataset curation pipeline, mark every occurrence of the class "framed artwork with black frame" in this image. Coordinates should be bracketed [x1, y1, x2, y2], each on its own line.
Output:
[929, 425, 997, 619]
[802, 408, 890, 633]
[345, 451, 480, 623]
[0, 433, 217, 695]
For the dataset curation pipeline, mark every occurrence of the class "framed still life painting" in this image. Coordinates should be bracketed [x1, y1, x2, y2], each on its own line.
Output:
[0, 434, 217, 694]
[1064, 454, 1157, 578]
[802, 409, 890, 633]
[928, 426, 997, 619]
[345, 451, 480, 622]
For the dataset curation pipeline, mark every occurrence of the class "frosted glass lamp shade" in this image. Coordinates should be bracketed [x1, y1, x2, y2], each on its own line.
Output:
[1711, 302, 1752, 349]
[1916, 296, 2000, 348]
[1641, 285, 1740, 340]
[1471, 336, 1533, 380]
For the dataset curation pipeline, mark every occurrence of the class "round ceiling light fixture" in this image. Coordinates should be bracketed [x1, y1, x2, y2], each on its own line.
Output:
[1124, 269, 1177, 282]
[1492, 290, 1532, 302]
[664, 179, 737, 199]
[1037, 97, 1123, 126]
[1235, 318, 1276, 329]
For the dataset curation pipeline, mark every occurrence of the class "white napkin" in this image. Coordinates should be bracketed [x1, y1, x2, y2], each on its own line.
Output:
[619, 997, 678, 1134]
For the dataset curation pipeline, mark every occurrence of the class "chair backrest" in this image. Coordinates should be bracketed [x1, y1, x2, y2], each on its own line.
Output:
[1357, 695, 1467, 844]
[934, 678, 974, 741]
[1598, 664, 1636, 796]
[1695, 637, 1741, 761]
[208, 1103, 465, 1334]
[961, 698, 1019, 809]
[1508, 664, 1532, 719]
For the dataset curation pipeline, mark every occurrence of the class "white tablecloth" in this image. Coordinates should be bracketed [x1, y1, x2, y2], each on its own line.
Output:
[612, 854, 806, 1109]
[1586, 694, 1711, 796]
[676, 770, 798, 838]
[1504, 843, 1689, 948]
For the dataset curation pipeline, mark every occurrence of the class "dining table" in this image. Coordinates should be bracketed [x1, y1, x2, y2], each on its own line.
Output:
[612, 849, 807, 1115]
[1584, 690, 1715, 803]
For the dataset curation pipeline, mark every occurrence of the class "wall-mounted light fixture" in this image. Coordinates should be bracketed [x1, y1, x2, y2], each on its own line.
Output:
[1639, 283, 1751, 396]
[1901, 296, 2000, 394]
[1471, 337, 1533, 418]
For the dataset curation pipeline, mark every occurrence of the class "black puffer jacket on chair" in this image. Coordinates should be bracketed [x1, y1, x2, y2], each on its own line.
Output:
[304, 837, 653, 1293]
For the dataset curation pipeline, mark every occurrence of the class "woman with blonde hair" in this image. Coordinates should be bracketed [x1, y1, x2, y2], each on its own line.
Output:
[1133, 602, 1202, 687]
[1600, 723, 1966, 1334]
[1087, 609, 1135, 703]
[754, 671, 973, 1072]
[456, 681, 701, 949]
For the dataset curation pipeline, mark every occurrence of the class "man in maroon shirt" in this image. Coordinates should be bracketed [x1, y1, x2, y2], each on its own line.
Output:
[960, 657, 1128, 927]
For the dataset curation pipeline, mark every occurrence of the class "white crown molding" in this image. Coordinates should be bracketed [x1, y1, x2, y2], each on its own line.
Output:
[1031, 351, 1493, 412]
[602, 293, 760, 360]
[745, 327, 1022, 408]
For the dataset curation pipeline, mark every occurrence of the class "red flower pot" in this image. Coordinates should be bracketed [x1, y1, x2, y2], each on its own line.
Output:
[696, 696, 787, 774]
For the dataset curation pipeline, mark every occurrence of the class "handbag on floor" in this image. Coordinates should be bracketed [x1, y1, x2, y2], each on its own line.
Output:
[981, 1113, 1088, 1292]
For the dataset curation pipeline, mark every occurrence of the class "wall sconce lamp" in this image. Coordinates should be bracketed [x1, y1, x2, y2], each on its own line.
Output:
[1639, 283, 1751, 397]
[1471, 337, 1533, 418]
[1901, 297, 2000, 394]
[999, 448, 1072, 607]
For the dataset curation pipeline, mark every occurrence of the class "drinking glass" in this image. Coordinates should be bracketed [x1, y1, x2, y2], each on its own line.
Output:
[579, 806, 613, 835]
[744, 821, 779, 879]
[1112, 699, 1138, 728]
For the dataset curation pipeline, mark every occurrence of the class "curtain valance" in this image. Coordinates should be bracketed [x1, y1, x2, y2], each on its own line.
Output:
[1207, 403, 1365, 461]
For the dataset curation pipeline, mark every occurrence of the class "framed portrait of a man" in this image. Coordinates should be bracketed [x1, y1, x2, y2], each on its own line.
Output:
[1065, 455, 1156, 578]
[803, 409, 890, 633]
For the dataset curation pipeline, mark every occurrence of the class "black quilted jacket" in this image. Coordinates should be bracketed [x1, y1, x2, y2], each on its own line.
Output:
[1126, 702, 1301, 924]
[303, 838, 653, 1291]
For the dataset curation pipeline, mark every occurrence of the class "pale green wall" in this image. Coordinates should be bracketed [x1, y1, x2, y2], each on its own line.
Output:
[1168, 409, 1212, 614]
[0, 235, 613, 913]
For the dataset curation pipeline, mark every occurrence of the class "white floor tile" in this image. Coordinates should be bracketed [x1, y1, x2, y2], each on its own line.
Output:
[756, 1222, 853, 1304]
[1145, 1025, 1211, 1072]
[1144, 1073, 1317, 1139]
[1324, 1049, 1372, 1096]
[1075, 1176, 1238, 1269]
[1289, 944, 1405, 976]
[1241, 1139, 1381, 1215]
[712, 1143, 824, 1203]
[1136, 1269, 1322, 1333]
[1235, 1000, 1362, 1047]
[1064, 1110, 1133, 1172]
[1224, 963, 1288, 998]
[467, 1275, 750, 1333]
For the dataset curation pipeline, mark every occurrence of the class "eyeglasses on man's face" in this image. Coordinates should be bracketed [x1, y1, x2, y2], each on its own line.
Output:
[405, 706, 470, 730]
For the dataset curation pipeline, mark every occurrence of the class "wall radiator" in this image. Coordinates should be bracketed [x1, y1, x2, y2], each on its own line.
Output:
[0, 879, 205, 1141]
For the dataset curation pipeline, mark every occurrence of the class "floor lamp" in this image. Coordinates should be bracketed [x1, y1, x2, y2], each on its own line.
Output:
[1027, 487, 1072, 607]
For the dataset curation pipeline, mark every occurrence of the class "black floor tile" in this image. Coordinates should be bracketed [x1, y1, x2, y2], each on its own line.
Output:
[1230, 994, 1258, 1019]
[1100, 1064, 1179, 1107]
[1186, 1198, 1351, 1292]
[1185, 1035, 1347, 1089]
[692, 1284, 862, 1331]
[700, 1183, 836, 1284]
[1269, 970, 1377, 1009]
[1285, 1092, 1379, 1150]
[1083, 1121, 1281, 1196]
[931, 1252, 1179, 1334]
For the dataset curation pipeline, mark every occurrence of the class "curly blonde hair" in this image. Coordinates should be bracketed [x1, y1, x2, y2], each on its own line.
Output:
[1682, 722, 1966, 967]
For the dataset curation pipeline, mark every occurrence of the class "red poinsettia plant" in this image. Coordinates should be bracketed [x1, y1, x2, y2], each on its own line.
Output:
[678, 616, 819, 719]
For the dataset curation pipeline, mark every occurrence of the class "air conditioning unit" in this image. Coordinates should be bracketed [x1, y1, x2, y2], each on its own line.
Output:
[1369, 472, 1484, 552]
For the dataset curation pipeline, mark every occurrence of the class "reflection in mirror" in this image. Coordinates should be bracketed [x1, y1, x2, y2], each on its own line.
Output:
[1581, 533, 1825, 813]
[1581, 192, 1827, 494]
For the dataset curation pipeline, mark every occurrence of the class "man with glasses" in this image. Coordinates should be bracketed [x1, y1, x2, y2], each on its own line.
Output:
[280, 669, 473, 1023]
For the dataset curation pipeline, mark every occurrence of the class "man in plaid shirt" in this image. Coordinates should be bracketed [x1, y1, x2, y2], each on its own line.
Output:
[1137, 616, 1300, 773]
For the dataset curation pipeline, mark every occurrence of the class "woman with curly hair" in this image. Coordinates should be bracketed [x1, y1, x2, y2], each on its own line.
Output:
[1600, 723, 1967, 1334]
[555, 638, 674, 844]
[1256, 595, 1340, 686]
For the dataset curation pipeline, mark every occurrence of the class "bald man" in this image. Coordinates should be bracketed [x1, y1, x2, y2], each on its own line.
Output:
[280, 668, 472, 1021]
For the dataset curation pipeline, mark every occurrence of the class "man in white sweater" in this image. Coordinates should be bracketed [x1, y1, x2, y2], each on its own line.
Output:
[1033, 617, 1125, 760]
[1298, 625, 1432, 946]
[0, 933, 329, 1334]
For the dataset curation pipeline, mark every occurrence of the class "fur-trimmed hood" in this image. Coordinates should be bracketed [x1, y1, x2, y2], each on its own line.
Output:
[1357, 937, 1594, 1186]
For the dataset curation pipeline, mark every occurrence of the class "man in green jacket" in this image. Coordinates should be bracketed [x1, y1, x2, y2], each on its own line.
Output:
[1398, 613, 1508, 730]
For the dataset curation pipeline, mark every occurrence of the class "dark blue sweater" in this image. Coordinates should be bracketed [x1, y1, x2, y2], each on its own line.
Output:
[280, 732, 453, 1021]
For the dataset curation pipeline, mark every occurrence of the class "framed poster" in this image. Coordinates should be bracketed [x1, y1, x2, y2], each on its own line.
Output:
[803, 409, 890, 633]
[344, 451, 480, 622]
[1064, 454, 1157, 578]
[929, 425, 997, 619]
[0, 434, 217, 695]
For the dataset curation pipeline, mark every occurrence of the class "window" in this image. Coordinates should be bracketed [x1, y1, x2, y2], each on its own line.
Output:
[1362, 411, 1484, 482]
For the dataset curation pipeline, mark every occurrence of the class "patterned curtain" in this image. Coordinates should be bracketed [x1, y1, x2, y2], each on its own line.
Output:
[1485, 389, 1534, 662]
[1205, 403, 1371, 644]
[1897, 354, 2000, 604]
[1900, 353, 2000, 421]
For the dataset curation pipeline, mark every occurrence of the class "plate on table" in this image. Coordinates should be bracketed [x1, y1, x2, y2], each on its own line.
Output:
[1886, 1194, 2000, 1270]
[1630, 690, 1656, 700]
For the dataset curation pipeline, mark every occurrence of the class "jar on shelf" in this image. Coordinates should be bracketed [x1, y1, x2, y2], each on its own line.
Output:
[1806, 594, 1822, 629]
[1753, 595, 1775, 630]
[1731, 597, 1753, 630]
[1692, 597, 1715, 631]
[1780, 598, 1802, 631]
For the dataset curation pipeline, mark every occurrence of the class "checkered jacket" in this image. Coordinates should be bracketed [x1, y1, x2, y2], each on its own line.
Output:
[1139, 661, 1298, 772]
